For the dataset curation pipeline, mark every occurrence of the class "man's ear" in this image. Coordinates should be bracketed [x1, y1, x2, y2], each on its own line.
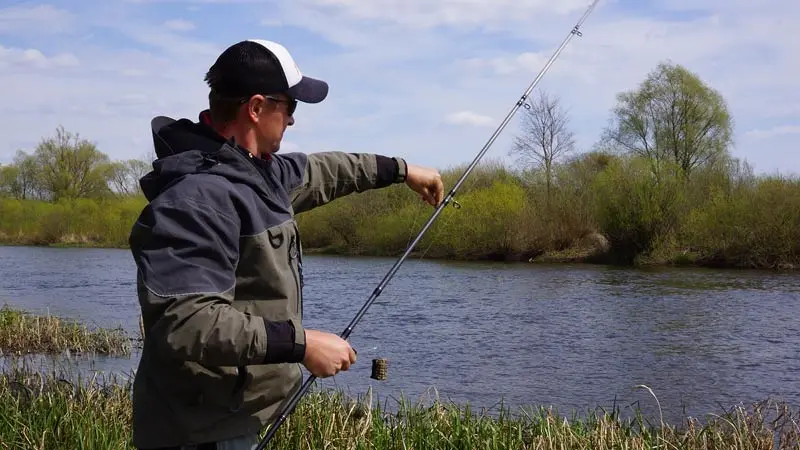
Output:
[246, 95, 267, 123]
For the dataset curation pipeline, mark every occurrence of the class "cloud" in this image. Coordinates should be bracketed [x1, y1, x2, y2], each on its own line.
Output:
[445, 111, 495, 127]
[163, 19, 195, 31]
[0, 0, 798, 177]
[745, 125, 800, 140]
[295, 0, 589, 29]
[0, 46, 80, 70]
[0, 4, 75, 34]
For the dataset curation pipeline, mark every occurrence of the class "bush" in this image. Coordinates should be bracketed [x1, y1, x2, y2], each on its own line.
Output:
[591, 156, 686, 265]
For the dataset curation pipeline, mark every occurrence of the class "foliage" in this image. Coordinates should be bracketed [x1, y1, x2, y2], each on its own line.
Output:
[601, 61, 734, 178]
[591, 157, 687, 265]
[0, 126, 152, 201]
[0, 196, 147, 247]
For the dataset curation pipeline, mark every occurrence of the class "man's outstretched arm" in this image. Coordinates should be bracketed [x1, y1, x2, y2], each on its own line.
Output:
[271, 151, 443, 214]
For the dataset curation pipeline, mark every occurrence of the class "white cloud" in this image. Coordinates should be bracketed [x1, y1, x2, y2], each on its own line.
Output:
[745, 125, 800, 140]
[0, 4, 74, 34]
[163, 19, 195, 31]
[296, 0, 589, 29]
[445, 2, 800, 169]
[445, 111, 495, 127]
[0, 46, 80, 70]
[0, 0, 799, 176]
[0, 40, 209, 164]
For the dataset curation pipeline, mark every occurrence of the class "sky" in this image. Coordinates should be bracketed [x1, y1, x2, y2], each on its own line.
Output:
[1, 0, 798, 176]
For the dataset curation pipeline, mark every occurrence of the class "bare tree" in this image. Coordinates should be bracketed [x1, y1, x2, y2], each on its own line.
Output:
[510, 90, 576, 204]
[107, 159, 151, 195]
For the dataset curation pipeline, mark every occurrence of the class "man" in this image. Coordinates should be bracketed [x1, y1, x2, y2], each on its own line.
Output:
[128, 39, 444, 449]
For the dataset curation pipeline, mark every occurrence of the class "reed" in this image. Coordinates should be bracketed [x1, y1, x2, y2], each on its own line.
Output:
[0, 305, 131, 357]
[0, 360, 797, 450]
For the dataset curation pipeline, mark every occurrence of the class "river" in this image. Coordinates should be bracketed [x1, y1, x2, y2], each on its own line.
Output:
[1, 244, 798, 426]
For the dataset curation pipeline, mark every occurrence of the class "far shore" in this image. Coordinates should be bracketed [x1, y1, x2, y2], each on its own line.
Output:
[2, 237, 798, 273]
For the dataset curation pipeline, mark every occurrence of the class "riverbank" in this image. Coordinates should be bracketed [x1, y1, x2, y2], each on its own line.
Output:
[2, 154, 800, 271]
[1, 359, 797, 450]
[2, 234, 798, 272]
[0, 305, 135, 357]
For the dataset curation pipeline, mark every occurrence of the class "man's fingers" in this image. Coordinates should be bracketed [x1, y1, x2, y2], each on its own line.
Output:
[423, 187, 434, 205]
[349, 347, 357, 364]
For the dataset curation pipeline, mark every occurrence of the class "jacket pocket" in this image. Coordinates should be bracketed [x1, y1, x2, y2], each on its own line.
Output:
[150, 357, 242, 423]
[260, 222, 301, 317]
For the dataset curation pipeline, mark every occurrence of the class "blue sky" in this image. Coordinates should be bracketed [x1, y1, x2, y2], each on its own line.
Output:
[1, 0, 798, 176]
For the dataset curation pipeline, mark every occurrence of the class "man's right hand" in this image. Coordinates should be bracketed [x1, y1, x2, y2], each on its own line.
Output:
[301, 329, 357, 377]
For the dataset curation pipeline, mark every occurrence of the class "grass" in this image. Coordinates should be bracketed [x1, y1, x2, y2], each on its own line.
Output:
[0, 305, 132, 357]
[0, 359, 797, 450]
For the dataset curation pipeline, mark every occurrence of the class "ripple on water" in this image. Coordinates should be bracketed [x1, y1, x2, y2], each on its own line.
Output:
[1, 247, 799, 425]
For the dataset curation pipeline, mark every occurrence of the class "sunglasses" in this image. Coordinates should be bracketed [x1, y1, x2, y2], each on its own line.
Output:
[264, 95, 297, 116]
[238, 94, 297, 116]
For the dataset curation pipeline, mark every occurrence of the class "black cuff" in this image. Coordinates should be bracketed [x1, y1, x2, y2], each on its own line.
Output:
[264, 319, 304, 364]
[374, 155, 398, 188]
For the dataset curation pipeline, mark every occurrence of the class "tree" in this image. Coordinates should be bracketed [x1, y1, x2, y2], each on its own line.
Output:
[33, 126, 113, 201]
[0, 164, 18, 198]
[510, 90, 576, 204]
[601, 61, 733, 178]
[0, 150, 42, 200]
[107, 159, 150, 195]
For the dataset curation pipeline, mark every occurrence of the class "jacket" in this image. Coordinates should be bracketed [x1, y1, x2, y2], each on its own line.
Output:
[128, 111, 407, 448]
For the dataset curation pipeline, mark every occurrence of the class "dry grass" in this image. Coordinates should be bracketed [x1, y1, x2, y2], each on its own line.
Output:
[0, 359, 797, 450]
[0, 305, 131, 357]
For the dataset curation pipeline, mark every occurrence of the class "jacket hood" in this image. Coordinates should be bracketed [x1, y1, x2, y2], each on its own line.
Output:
[140, 111, 270, 201]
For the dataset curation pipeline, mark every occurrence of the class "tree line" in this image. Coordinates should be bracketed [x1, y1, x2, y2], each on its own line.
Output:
[0, 127, 150, 201]
[1, 61, 798, 269]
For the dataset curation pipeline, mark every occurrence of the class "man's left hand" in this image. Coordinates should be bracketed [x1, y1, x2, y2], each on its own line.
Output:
[405, 163, 444, 207]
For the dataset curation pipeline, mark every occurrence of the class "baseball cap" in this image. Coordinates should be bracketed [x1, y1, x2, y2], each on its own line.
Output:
[205, 39, 328, 104]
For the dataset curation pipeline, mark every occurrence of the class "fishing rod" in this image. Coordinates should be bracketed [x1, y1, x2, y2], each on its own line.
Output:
[256, 1, 600, 447]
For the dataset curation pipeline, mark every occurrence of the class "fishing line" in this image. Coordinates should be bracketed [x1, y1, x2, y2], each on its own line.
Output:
[256, 1, 601, 447]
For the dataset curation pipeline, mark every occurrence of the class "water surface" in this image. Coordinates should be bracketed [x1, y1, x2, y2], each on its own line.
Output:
[1, 245, 798, 424]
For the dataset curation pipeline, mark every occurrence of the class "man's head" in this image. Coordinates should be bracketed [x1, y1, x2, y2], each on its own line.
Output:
[203, 39, 328, 156]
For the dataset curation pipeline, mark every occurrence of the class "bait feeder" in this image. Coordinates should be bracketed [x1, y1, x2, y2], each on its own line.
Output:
[370, 358, 388, 381]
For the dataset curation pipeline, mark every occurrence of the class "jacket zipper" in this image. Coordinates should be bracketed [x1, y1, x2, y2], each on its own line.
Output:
[294, 222, 304, 319]
[229, 145, 276, 193]
[229, 148, 303, 320]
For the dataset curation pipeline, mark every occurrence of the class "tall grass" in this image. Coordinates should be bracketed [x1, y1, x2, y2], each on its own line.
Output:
[0, 306, 132, 356]
[0, 359, 132, 449]
[1, 359, 797, 449]
[3, 153, 800, 269]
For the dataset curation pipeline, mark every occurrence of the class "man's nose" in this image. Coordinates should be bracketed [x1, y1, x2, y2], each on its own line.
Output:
[288, 115, 295, 126]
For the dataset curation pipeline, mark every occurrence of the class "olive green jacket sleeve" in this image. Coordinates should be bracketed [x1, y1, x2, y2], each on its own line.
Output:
[270, 151, 408, 214]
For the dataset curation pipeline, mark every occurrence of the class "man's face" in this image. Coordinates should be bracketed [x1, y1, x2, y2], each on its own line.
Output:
[256, 93, 296, 155]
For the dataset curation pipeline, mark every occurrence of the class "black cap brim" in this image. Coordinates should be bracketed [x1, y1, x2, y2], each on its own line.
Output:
[288, 76, 328, 103]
